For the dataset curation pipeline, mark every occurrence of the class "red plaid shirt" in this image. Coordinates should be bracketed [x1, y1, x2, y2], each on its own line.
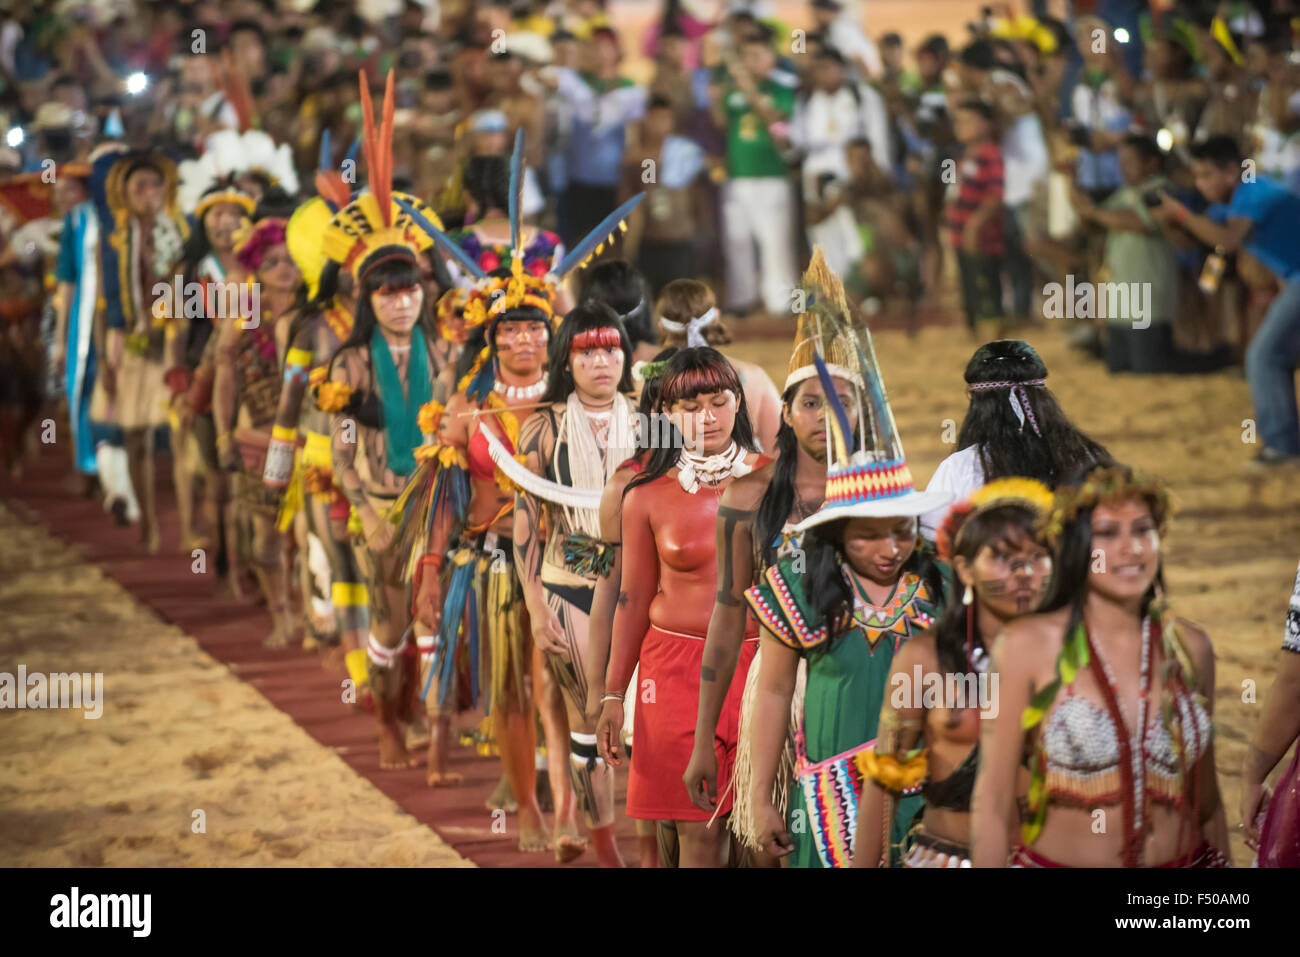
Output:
[945, 140, 1005, 255]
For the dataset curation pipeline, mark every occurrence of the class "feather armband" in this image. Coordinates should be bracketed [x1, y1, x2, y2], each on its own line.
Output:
[854, 748, 928, 794]
[562, 533, 617, 578]
[414, 443, 468, 469]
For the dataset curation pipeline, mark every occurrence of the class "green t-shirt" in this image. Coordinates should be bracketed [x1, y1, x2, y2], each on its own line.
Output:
[1100, 174, 1179, 325]
[724, 78, 795, 179]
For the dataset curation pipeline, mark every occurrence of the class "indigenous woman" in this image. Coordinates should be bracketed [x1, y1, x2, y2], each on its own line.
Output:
[91, 149, 190, 553]
[685, 250, 864, 861]
[266, 133, 372, 664]
[583, 345, 678, 868]
[51, 153, 121, 504]
[451, 153, 569, 313]
[971, 465, 1231, 868]
[405, 285, 556, 841]
[579, 259, 660, 365]
[397, 146, 642, 829]
[172, 155, 260, 554]
[655, 278, 782, 453]
[597, 347, 765, 867]
[921, 339, 1110, 539]
[510, 302, 639, 866]
[744, 342, 951, 868]
[213, 215, 302, 647]
[1241, 561, 1300, 867]
[855, 478, 1055, 868]
[321, 71, 445, 771]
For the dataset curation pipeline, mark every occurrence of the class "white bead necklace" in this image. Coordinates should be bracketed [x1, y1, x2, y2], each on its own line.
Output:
[677, 441, 751, 493]
[498, 375, 547, 403]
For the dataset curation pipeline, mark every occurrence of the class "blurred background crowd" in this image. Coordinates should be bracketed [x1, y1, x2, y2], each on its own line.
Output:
[2, 0, 1300, 470]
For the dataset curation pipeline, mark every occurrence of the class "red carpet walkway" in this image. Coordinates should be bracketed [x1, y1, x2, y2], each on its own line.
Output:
[5, 443, 642, 867]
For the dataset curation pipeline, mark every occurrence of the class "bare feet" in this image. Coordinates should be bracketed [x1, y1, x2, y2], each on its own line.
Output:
[301, 631, 319, 653]
[485, 775, 517, 814]
[426, 769, 464, 788]
[319, 644, 346, 673]
[141, 521, 161, 554]
[554, 825, 588, 864]
[517, 821, 551, 853]
[263, 620, 290, 649]
[377, 722, 419, 770]
[591, 824, 627, 868]
[405, 713, 431, 752]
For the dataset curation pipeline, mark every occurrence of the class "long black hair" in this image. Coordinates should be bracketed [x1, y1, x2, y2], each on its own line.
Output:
[753, 376, 867, 570]
[800, 517, 947, 652]
[755, 386, 801, 569]
[932, 503, 1041, 678]
[636, 346, 679, 452]
[464, 154, 509, 214]
[625, 347, 756, 496]
[285, 259, 343, 353]
[580, 259, 655, 350]
[956, 340, 1111, 487]
[539, 300, 634, 404]
[328, 251, 434, 429]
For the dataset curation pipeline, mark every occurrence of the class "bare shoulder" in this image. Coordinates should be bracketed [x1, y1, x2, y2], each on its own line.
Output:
[996, 607, 1071, 666]
[894, 630, 937, 673]
[1174, 616, 1214, 677]
[722, 461, 774, 511]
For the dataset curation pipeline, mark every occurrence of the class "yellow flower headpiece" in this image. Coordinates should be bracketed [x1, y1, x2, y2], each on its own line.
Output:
[937, 477, 1055, 562]
[1038, 466, 1171, 549]
[462, 255, 558, 332]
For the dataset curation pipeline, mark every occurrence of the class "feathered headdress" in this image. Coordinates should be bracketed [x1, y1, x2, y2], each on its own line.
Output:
[286, 130, 362, 300]
[177, 129, 298, 216]
[794, 247, 952, 530]
[785, 252, 861, 393]
[396, 126, 644, 400]
[320, 71, 441, 281]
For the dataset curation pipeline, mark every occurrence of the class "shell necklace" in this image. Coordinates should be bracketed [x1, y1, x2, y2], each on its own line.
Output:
[677, 441, 751, 493]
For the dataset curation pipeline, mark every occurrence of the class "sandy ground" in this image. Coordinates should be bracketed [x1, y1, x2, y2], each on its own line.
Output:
[0, 502, 470, 868]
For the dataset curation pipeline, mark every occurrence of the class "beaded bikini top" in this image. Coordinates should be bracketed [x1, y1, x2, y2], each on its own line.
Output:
[1041, 689, 1211, 809]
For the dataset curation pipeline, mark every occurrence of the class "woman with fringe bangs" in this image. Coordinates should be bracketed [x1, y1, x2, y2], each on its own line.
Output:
[597, 346, 765, 866]
[971, 464, 1231, 867]
[855, 479, 1055, 868]
[512, 301, 639, 866]
[583, 345, 678, 868]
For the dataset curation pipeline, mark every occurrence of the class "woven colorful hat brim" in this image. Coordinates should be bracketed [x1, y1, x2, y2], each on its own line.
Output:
[794, 457, 953, 531]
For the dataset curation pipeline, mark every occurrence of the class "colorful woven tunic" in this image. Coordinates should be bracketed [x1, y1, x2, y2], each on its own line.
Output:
[746, 560, 944, 868]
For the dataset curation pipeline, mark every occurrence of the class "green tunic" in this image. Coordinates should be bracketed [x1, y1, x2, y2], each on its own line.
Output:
[746, 559, 945, 868]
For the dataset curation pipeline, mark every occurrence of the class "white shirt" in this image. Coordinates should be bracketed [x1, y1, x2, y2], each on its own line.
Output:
[793, 83, 891, 183]
[827, 16, 882, 78]
[991, 70, 1048, 207]
[920, 444, 985, 539]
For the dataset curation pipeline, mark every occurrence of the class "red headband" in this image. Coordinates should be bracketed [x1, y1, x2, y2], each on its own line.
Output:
[571, 327, 622, 353]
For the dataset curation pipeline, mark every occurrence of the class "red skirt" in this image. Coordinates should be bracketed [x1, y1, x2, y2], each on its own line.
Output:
[625, 625, 757, 822]
[1010, 842, 1229, 868]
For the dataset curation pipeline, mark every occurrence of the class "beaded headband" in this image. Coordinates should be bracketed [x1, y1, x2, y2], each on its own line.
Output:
[968, 377, 1045, 437]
